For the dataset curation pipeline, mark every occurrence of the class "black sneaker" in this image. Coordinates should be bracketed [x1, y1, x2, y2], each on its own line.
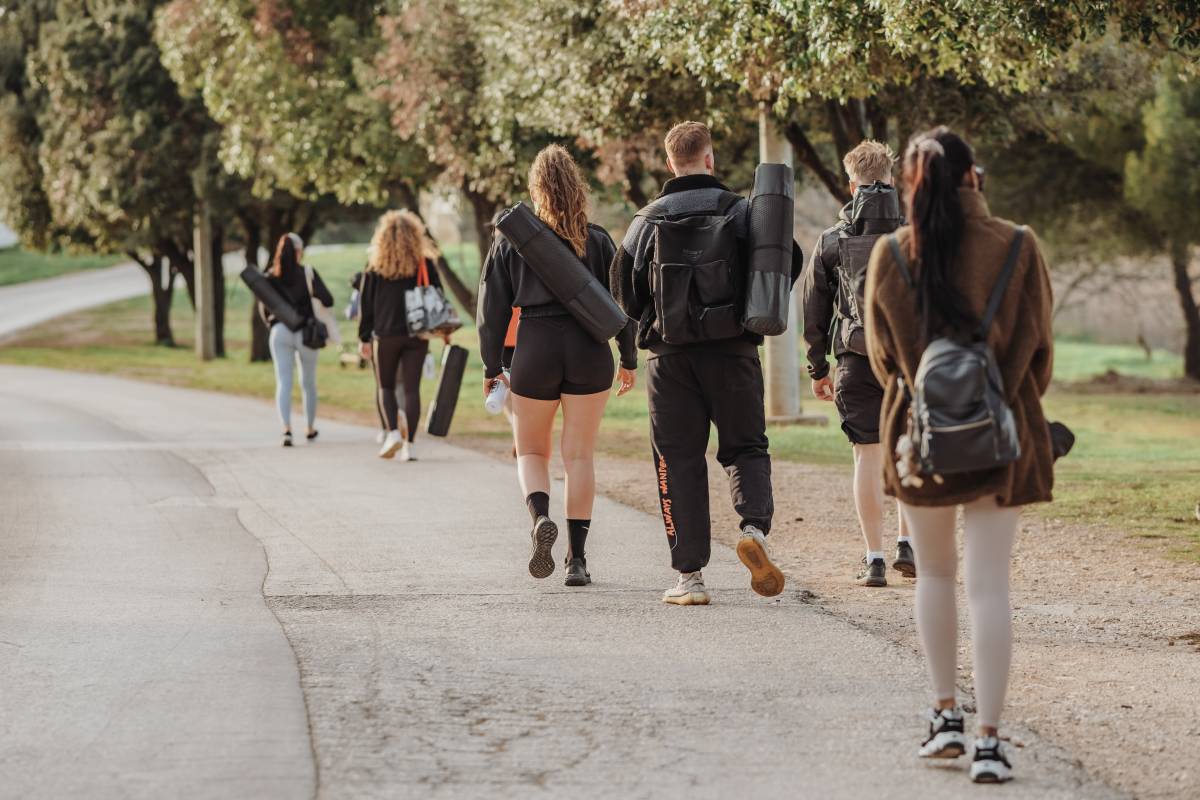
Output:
[918, 706, 967, 759]
[282, 432, 294, 447]
[564, 557, 591, 587]
[855, 557, 887, 587]
[528, 516, 558, 579]
[894, 540, 916, 578]
[969, 736, 1014, 783]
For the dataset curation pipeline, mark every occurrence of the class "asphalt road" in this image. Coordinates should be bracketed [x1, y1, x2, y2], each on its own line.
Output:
[0, 366, 1124, 799]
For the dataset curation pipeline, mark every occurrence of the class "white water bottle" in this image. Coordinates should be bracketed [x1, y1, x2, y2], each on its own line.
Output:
[484, 375, 509, 415]
[423, 352, 436, 380]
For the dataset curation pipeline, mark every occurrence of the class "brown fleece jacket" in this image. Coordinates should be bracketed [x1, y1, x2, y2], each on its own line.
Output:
[864, 189, 1055, 508]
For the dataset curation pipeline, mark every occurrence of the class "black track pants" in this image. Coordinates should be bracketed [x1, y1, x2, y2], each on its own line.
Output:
[373, 335, 428, 440]
[646, 350, 773, 573]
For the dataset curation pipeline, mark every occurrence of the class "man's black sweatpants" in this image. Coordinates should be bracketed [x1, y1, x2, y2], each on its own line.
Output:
[646, 349, 774, 573]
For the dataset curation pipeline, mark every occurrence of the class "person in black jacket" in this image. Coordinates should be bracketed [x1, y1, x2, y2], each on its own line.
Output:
[478, 144, 637, 587]
[801, 140, 914, 588]
[260, 233, 334, 447]
[358, 210, 449, 462]
[609, 121, 803, 606]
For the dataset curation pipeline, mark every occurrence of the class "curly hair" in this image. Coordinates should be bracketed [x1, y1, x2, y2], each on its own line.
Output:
[528, 144, 589, 258]
[366, 209, 439, 280]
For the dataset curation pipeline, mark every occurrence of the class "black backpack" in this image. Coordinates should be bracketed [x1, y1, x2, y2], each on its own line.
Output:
[886, 227, 1025, 478]
[640, 191, 745, 345]
[836, 186, 902, 354]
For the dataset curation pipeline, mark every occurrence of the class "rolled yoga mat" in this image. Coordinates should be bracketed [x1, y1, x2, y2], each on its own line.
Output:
[240, 265, 305, 331]
[495, 203, 628, 343]
[742, 163, 795, 336]
[425, 343, 468, 437]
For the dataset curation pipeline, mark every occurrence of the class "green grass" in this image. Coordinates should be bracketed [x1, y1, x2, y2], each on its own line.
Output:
[0, 247, 122, 286]
[1052, 337, 1184, 382]
[1, 244, 1197, 559]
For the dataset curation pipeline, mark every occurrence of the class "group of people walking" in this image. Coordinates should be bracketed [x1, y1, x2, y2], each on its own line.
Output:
[478, 122, 1054, 786]
[257, 119, 1055, 786]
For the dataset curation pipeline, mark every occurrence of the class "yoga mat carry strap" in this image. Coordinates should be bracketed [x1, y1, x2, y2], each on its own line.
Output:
[742, 162, 795, 336]
[495, 203, 628, 343]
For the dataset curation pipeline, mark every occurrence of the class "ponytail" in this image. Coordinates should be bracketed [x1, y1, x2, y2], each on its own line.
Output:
[902, 127, 976, 339]
[271, 233, 300, 278]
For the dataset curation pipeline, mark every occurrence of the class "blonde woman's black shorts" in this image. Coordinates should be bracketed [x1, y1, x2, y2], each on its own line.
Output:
[509, 315, 614, 401]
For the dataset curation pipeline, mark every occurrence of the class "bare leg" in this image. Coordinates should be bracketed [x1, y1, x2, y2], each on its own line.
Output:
[852, 443, 886, 555]
[559, 390, 609, 519]
[511, 392, 559, 499]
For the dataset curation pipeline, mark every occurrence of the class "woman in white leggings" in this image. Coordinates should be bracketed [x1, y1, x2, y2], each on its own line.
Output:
[260, 233, 334, 446]
[865, 127, 1055, 784]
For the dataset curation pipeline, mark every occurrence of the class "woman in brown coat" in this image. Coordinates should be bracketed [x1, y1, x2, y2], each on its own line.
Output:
[865, 127, 1054, 784]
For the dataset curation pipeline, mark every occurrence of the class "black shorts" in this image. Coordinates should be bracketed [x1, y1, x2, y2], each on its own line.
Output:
[833, 353, 883, 445]
[509, 315, 614, 401]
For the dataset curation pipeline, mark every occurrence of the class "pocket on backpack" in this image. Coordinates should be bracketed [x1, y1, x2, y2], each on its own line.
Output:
[656, 263, 699, 344]
[698, 304, 743, 340]
[691, 260, 736, 306]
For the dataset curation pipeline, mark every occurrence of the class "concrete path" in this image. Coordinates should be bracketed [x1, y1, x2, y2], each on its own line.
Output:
[0, 366, 1123, 799]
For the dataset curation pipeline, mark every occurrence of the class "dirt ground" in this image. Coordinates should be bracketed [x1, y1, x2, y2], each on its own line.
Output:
[463, 435, 1200, 800]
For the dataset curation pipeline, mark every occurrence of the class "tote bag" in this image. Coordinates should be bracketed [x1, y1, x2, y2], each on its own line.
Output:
[405, 260, 462, 337]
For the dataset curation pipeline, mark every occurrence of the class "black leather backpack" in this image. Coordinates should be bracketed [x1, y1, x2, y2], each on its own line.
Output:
[886, 228, 1025, 477]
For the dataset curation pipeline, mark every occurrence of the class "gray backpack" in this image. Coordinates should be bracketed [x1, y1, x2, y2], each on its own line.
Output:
[886, 228, 1024, 477]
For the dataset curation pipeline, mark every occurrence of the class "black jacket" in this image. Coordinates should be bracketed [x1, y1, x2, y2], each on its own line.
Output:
[801, 182, 903, 379]
[357, 259, 442, 342]
[609, 173, 805, 358]
[477, 222, 637, 379]
[260, 264, 334, 329]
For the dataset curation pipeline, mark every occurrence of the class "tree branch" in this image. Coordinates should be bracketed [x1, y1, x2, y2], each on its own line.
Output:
[784, 121, 851, 204]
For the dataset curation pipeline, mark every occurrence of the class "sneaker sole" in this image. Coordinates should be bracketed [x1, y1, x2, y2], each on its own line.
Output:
[919, 741, 966, 759]
[893, 559, 916, 578]
[857, 576, 888, 587]
[564, 574, 591, 587]
[662, 592, 710, 606]
[528, 519, 557, 579]
[736, 538, 785, 597]
[378, 441, 402, 459]
[970, 762, 1012, 783]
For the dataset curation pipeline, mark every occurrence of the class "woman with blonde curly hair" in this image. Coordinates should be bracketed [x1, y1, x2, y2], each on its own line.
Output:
[358, 209, 447, 461]
[477, 144, 637, 587]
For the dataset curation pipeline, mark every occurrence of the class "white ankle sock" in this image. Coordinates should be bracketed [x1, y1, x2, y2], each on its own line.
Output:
[897, 536, 911, 545]
[867, 550, 885, 563]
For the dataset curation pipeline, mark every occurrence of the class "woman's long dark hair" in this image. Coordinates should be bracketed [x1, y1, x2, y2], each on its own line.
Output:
[902, 126, 977, 339]
[271, 233, 301, 278]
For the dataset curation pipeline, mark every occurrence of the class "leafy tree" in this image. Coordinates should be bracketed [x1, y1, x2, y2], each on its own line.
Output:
[1125, 63, 1200, 379]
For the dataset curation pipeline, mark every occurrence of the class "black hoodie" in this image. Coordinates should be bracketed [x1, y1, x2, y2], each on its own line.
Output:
[801, 181, 903, 379]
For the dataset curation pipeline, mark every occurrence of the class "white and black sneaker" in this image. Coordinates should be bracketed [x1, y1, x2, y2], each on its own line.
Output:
[970, 736, 1014, 783]
[918, 706, 967, 759]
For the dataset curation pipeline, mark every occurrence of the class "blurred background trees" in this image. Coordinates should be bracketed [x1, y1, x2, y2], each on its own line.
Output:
[0, 0, 1196, 375]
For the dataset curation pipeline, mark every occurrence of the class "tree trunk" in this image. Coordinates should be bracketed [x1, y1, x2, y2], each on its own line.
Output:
[241, 213, 271, 362]
[784, 121, 852, 204]
[1170, 237, 1200, 380]
[465, 185, 500, 265]
[623, 160, 649, 208]
[131, 250, 175, 346]
[211, 222, 226, 358]
[866, 97, 889, 143]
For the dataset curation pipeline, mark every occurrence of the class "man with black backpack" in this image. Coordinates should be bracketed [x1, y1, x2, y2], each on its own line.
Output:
[610, 121, 804, 606]
[801, 140, 915, 588]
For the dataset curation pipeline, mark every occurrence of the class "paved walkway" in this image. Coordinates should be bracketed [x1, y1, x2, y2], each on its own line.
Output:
[0, 366, 1123, 799]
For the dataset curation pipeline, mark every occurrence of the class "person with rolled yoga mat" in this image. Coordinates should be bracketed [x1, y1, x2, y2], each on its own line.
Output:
[477, 145, 637, 587]
[609, 121, 804, 606]
[358, 210, 450, 462]
[802, 139, 914, 587]
[260, 233, 333, 448]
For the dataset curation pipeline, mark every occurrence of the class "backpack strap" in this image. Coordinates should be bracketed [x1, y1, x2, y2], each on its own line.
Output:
[977, 226, 1025, 339]
[885, 234, 915, 288]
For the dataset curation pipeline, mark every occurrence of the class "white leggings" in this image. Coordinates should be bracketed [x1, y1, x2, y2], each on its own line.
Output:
[269, 323, 319, 431]
[899, 497, 1020, 729]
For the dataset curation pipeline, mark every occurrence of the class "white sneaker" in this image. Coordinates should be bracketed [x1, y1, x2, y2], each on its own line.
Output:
[378, 430, 403, 459]
[376, 430, 386, 444]
[918, 706, 968, 759]
[736, 525, 785, 597]
[399, 441, 415, 462]
[662, 571, 710, 606]
[969, 736, 1014, 783]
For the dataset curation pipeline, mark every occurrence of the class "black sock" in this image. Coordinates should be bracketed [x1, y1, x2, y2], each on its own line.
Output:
[526, 492, 550, 523]
[567, 519, 590, 561]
